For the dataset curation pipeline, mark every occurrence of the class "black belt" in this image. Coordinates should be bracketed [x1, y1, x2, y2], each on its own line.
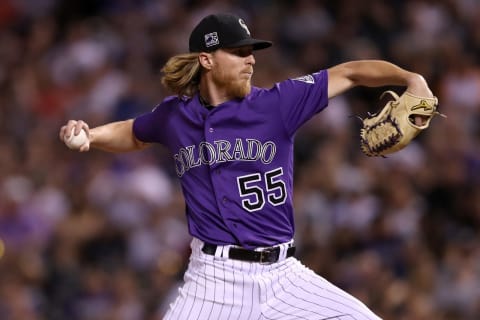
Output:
[202, 243, 296, 264]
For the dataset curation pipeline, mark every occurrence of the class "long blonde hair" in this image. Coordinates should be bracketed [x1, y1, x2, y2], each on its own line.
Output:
[161, 53, 202, 98]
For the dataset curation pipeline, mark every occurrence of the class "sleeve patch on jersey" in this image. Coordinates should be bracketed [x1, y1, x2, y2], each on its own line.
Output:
[292, 74, 315, 84]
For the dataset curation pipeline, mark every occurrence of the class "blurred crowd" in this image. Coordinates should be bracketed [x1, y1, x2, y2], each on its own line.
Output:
[0, 0, 479, 319]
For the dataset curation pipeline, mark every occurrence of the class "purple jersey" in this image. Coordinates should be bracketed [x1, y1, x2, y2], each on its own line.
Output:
[133, 70, 328, 249]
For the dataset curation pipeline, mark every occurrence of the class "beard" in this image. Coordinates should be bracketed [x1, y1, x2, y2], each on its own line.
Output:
[211, 67, 251, 98]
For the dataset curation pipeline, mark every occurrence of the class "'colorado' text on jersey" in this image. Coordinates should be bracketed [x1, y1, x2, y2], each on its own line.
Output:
[174, 138, 277, 177]
[133, 70, 328, 249]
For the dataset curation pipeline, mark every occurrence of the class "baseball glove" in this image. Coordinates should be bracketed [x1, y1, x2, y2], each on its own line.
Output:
[360, 90, 444, 157]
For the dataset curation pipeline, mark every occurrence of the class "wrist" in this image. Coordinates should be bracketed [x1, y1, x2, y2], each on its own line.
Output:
[405, 73, 433, 97]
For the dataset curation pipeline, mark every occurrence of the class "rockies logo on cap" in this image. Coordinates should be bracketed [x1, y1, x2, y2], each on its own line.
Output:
[238, 19, 250, 35]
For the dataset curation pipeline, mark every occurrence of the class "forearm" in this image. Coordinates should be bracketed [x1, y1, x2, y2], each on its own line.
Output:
[327, 60, 432, 98]
[90, 119, 149, 152]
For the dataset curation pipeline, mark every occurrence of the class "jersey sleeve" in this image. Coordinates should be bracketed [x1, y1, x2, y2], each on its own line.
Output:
[133, 96, 178, 144]
[275, 70, 329, 136]
[132, 104, 163, 143]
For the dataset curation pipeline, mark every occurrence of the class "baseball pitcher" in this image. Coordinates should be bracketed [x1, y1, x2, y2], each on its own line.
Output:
[60, 13, 438, 320]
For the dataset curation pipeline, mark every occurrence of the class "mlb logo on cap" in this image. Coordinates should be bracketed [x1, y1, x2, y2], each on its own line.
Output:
[189, 13, 272, 52]
[205, 32, 219, 48]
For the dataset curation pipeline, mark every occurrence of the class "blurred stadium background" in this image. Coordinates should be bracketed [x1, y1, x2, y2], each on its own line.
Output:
[0, 0, 479, 319]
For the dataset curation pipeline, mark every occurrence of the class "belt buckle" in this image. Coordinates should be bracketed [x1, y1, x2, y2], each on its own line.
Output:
[259, 247, 276, 265]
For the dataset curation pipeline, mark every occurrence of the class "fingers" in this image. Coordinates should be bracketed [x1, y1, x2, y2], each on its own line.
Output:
[79, 140, 91, 152]
[59, 120, 91, 151]
[60, 120, 89, 139]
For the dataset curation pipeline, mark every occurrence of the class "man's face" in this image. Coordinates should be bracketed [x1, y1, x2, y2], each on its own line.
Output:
[210, 46, 255, 98]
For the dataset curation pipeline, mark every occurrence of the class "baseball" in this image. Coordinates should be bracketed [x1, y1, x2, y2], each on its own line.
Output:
[65, 128, 88, 149]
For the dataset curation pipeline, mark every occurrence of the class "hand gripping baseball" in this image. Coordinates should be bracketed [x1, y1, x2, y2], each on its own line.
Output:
[60, 120, 91, 151]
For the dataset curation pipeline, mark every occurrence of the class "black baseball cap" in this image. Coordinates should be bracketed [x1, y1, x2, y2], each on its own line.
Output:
[189, 13, 273, 52]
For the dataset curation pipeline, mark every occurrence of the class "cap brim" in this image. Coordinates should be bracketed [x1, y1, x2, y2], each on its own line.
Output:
[224, 38, 273, 51]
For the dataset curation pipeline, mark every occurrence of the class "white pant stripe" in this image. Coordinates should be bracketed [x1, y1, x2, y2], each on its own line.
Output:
[163, 238, 382, 320]
[277, 270, 349, 319]
[285, 269, 379, 319]
[259, 273, 313, 320]
[261, 263, 327, 320]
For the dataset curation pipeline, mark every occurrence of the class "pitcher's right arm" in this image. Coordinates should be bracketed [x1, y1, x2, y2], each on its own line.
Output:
[59, 119, 150, 152]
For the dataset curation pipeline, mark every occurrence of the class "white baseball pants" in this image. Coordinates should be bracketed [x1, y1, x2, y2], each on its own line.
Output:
[164, 238, 382, 320]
